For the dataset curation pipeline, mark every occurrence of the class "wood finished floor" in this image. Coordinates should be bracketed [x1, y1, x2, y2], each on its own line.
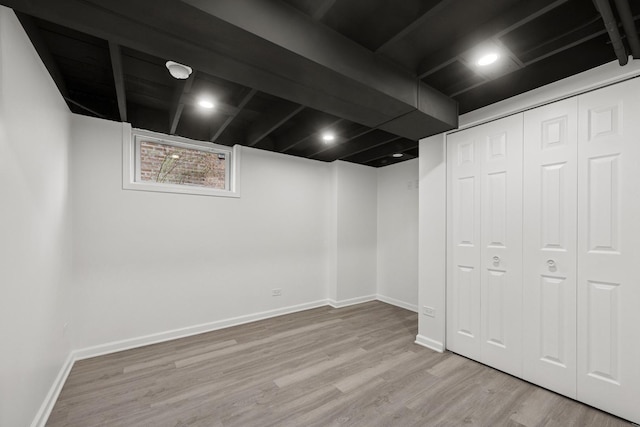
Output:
[48, 302, 633, 427]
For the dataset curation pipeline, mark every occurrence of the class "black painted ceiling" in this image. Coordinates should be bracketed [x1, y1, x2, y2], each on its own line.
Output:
[3, 0, 639, 167]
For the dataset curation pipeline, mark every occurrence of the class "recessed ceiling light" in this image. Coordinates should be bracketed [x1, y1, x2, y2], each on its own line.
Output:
[477, 52, 499, 67]
[165, 61, 193, 79]
[321, 132, 335, 143]
[197, 99, 215, 109]
[392, 153, 403, 158]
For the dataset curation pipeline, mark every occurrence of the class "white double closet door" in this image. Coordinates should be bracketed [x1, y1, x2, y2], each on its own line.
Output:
[446, 78, 640, 424]
[446, 114, 523, 378]
[522, 96, 578, 398]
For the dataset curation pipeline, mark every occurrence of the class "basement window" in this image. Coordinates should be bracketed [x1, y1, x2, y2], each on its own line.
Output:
[123, 129, 240, 197]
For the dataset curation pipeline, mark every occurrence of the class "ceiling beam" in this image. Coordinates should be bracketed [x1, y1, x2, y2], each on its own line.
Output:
[183, 0, 456, 138]
[277, 117, 344, 153]
[311, 0, 337, 21]
[108, 41, 127, 122]
[246, 103, 305, 147]
[169, 71, 196, 135]
[313, 130, 403, 162]
[210, 88, 256, 142]
[5, 0, 457, 140]
[417, 0, 570, 79]
[375, 0, 456, 53]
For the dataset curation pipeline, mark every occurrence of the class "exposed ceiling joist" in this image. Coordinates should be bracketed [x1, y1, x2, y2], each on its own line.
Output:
[311, 0, 337, 21]
[169, 71, 196, 135]
[447, 17, 607, 98]
[108, 41, 127, 122]
[417, 0, 570, 79]
[306, 127, 374, 158]
[277, 117, 344, 153]
[521, 20, 606, 67]
[246, 103, 305, 147]
[313, 131, 403, 163]
[210, 88, 256, 142]
[375, 0, 456, 54]
[5, 0, 458, 140]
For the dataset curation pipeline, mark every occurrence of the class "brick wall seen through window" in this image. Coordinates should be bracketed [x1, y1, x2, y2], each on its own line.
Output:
[139, 140, 226, 190]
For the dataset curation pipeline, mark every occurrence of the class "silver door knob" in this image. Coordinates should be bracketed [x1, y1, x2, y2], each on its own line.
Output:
[547, 259, 556, 268]
[493, 256, 500, 264]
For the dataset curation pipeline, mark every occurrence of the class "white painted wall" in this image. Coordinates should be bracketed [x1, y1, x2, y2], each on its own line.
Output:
[416, 135, 447, 351]
[376, 159, 418, 311]
[328, 161, 378, 304]
[0, 8, 73, 427]
[71, 116, 333, 350]
[0, 6, 414, 423]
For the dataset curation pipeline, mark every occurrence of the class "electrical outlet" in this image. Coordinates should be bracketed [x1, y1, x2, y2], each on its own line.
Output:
[423, 306, 435, 317]
[272, 288, 282, 296]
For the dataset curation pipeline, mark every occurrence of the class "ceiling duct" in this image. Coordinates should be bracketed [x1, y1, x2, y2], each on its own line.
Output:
[595, 0, 640, 64]
[594, 0, 628, 65]
[613, 0, 640, 59]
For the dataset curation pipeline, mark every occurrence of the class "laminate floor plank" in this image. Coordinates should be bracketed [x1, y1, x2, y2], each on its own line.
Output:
[47, 302, 633, 426]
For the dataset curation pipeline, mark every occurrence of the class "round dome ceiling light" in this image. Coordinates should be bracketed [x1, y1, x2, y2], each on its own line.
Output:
[476, 52, 499, 67]
[321, 132, 335, 143]
[392, 153, 404, 158]
[197, 99, 215, 109]
[165, 61, 193, 79]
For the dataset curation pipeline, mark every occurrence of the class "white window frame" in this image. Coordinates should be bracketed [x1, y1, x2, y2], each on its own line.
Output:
[123, 128, 241, 198]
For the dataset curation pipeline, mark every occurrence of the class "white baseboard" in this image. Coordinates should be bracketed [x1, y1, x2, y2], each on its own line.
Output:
[376, 294, 418, 312]
[30, 352, 74, 427]
[74, 299, 329, 360]
[328, 294, 377, 308]
[415, 334, 445, 353]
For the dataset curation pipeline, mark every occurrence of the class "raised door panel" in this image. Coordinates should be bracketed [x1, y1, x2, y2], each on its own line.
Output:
[446, 129, 482, 360]
[523, 98, 578, 398]
[577, 78, 640, 425]
[479, 114, 523, 377]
